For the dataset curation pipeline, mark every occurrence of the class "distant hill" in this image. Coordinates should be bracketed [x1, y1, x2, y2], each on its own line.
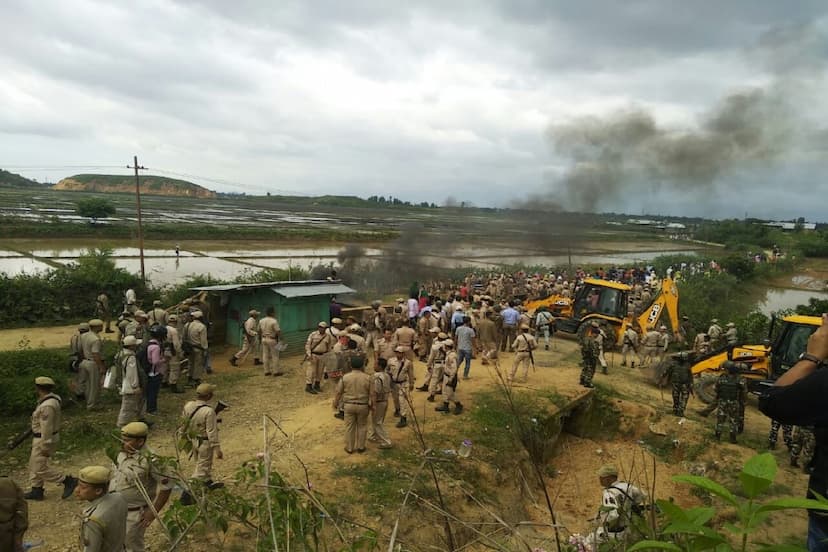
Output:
[0, 169, 49, 188]
[54, 174, 216, 198]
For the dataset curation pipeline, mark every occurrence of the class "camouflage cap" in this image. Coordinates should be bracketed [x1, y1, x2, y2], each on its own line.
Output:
[597, 464, 618, 477]
[79, 465, 111, 485]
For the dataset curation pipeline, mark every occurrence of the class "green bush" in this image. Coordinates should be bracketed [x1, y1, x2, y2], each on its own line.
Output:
[0, 348, 71, 416]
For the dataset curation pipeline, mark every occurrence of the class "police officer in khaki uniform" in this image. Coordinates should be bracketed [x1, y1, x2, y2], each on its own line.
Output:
[334, 356, 372, 454]
[392, 321, 417, 385]
[509, 324, 537, 382]
[117, 336, 143, 427]
[435, 340, 464, 415]
[230, 309, 261, 367]
[126, 311, 149, 342]
[368, 359, 393, 449]
[258, 307, 282, 377]
[70, 322, 90, 375]
[95, 291, 114, 333]
[165, 314, 184, 393]
[75, 465, 127, 552]
[181, 384, 223, 486]
[0, 476, 27, 552]
[147, 300, 167, 328]
[24, 377, 78, 501]
[388, 346, 413, 428]
[305, 321, 335, 394]
[185, 311, 208, 386]
[109, 422, 172, 552]
[79, 319, 106, 410]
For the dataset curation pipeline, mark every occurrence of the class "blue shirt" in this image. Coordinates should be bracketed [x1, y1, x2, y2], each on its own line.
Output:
[501, 307, 520, 326]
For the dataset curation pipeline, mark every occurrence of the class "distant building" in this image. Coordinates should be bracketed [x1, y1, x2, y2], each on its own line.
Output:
[764, 221, 816, 231]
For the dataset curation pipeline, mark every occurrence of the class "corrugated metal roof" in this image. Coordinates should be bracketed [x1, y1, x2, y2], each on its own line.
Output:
[272, 283, 355, 298]
[189, 280, 356, 298]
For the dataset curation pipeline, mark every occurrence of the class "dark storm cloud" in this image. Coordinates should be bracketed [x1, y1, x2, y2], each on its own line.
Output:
[1, 1, 827, 218]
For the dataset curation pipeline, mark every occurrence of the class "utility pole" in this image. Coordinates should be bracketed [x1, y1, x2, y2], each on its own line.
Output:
[127, 156, 147, 283]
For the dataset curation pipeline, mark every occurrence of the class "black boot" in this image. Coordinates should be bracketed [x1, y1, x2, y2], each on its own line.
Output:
[393, 409, 401, 418]
[396, 416, 407, 428]
[435, 402, 450, 413]
[620, 361, 627, 367]
[62, 475, 78, 499]
[254, 359, 263, 366]
[334, 410, 345, 420]
[714, 432, 721, 442]
[229, 356, 238, 367]
[416, 384, 429, 392]
[453, 402, 464, 415]
[305, 384, 318, 395]
[729, 433, 737, 444]
[171, 383, 185, 394]
[179, 491, 195, 505]
[791, 458, 800, 468]
[313, 382, 321, 392]
[24, 487, 44, 501]
[426, 395, 435, 402]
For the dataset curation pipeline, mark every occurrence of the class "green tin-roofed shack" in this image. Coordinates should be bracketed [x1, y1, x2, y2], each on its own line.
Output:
[189, 280, 356, 354]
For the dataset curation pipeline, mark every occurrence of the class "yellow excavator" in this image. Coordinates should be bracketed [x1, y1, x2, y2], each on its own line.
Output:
[525, 277, 681, 347]
[691, 314, 822, 403]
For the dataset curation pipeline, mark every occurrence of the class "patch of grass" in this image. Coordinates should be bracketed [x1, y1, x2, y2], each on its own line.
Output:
[638, 433, 707, 463]
[332, 460, 432, 516]
[564, 390, 622, 440]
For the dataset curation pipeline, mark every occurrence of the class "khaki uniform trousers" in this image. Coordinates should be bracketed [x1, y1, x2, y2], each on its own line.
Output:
[344, 403, 370, 452]
[389, 381, 401, 413]
[168, 356, 181, 385]
[397, 386, 411, 418]
[261, 337, 280, 375]
[117, 393, 143, 427]
[621, 344, 638, 365]
[428, 362, 445, 394]
[480, 340, 496, 364]
[369, 400, 391, 446]
[306, 354, 325, 385]
[192, 440, 215, 480]
[126, 507, 147, 552]
[510, 352, 531, 380]
[234, 334, 258, 363]
[79, 359, 100, 409]
[29, 439, 64, 488]
[189, 348, 206, 381]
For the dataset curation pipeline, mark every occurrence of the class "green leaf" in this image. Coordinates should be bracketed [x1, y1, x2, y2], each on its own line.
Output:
[627, 540, 683, 551]
[756, 546, 809, 552]
[686, 506, 717, 526]
[757, 497, 828, 513]
[673, 474, 739, 506]
[656, 499, 689, 522]
[740, 453, 777, 498]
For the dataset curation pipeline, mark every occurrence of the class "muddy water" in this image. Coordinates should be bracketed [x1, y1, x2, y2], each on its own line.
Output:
[0, 238, 704, 285]
[757, 287, 828, 314]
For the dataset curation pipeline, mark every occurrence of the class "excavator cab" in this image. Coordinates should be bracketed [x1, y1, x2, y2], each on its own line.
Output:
[572, 282, 628, 319]
[768, 315, 820, 380]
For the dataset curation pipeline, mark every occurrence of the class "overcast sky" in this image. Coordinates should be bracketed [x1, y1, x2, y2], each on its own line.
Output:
[1, 1, 827, 220]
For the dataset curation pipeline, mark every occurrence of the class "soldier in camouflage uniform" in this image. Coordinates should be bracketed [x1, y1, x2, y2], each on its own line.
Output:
[714, 361, 747, 443]
[768, 419, 794, 451]
[663, 351, 694, 417]
[580, 326, 600, 388]
[790, 426, 816, 471]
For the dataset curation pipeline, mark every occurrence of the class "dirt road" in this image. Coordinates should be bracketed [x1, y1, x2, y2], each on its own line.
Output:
[6, 328, 811, 551]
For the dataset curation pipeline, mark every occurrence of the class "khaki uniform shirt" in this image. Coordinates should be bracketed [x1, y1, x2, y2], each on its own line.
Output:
[259, 316, 280, 339]
[186, 320, 208, 349]
[0, 476, 27, 544]
[166, 325, 181, 356]
[182, 400, 220, 448]
[31, 393, 61, 445]
[387, 357, 411, 385]
[335, 370, 372, 406]
[148, 308, 167, 327]
[80, 331, 102, 362]
[306, 330, 334, 356]
[444, 351, 458, 379]
[125, 321, 146, 341]
[375, 337, 395, 361]
[243, 317, 259, 339]
[372, 371, 391, 403]
[512, 333, 537, 352]
[417, 315, 438, 336]
[109, 449, 173, 509]
[643, 330, 661, 347]
[81, 492, 127, 552]
[393, 326, 416, 349]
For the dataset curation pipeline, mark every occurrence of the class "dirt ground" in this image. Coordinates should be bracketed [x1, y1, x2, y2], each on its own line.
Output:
[6, 328, 813, 551]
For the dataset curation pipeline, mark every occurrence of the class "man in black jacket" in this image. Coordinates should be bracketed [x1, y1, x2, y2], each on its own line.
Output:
[759, 314, 828, 551]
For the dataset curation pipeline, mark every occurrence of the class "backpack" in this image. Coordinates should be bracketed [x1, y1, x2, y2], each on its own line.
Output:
[136, 342, 152, 375]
